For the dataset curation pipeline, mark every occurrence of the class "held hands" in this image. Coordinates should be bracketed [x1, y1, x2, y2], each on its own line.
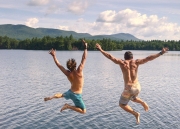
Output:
[96, 43, 102, 51]
[49, 48, 56, 57]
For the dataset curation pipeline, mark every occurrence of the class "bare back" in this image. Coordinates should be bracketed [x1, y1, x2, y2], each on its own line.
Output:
[96, 44, 169, 91]
[120, 59, 139, 85]
[50, 44, 87, 94]
[67, 70, 84, 94]
[66, 44, 87, 94]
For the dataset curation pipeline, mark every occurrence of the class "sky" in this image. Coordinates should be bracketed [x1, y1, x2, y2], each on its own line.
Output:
[0, 0, 180, 40]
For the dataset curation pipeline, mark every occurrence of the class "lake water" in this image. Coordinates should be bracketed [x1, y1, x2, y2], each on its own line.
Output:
[0, 50, 180, 129]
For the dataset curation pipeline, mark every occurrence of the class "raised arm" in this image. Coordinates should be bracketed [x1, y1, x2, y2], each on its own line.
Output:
[96, 43, 124, 64]
[49, 49, 69, 76]
[77, 40, 87, 72]
[136, 47, 169, 65]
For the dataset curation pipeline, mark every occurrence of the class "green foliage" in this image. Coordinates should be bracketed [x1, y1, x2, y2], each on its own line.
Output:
[0, 35, 180, 51]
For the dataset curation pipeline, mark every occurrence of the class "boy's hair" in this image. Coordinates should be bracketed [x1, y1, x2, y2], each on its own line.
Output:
[66, 58, 77, 71]
[124, 51, 133, 60]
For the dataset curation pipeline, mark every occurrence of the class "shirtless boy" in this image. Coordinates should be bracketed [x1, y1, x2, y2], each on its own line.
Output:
[44, 40, 88, 114]
[96, 43, 168, 124]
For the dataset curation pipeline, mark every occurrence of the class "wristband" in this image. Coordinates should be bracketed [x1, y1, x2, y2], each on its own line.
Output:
[159, 51, 163, 55]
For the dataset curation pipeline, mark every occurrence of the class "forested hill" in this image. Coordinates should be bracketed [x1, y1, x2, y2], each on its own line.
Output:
[0, 24, 140, 41]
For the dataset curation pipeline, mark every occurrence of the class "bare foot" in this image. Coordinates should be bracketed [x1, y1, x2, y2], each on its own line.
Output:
[142, 102, 149, 111]
[60, 104, 69, 112]
[132, 110, 140, 124]
[44, 97, 51, 101]
[135, 112, 140, 124]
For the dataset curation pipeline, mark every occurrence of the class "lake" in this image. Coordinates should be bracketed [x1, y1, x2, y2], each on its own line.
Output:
[0, 50, 180, 129]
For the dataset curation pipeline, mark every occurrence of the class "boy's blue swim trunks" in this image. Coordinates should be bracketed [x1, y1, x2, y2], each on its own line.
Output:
[63, 89, 86, 110]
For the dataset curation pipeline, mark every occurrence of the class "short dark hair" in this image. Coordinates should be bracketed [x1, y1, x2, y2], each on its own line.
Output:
[124, 51, 133, 60]
[66, 58, 76, 71]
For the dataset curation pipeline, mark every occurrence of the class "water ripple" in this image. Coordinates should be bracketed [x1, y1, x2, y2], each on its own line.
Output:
[0, 50, 180, 129]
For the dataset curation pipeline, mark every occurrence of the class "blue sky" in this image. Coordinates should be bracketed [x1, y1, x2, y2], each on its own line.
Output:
[0, 0, 180, 40]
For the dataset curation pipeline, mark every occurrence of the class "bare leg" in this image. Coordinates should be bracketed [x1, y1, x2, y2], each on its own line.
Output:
[44, 93, 63, 101]
[60, 103, 86, 114]
[120, 104, 140, 124]
[132, 97, 149, 111]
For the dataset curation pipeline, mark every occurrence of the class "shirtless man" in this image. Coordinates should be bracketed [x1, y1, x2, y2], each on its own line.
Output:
[44, 40, 87, 114]
[96, 43, 169, 124]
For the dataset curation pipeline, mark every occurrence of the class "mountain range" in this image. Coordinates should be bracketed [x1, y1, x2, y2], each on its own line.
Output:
[0, 24, 141, 41]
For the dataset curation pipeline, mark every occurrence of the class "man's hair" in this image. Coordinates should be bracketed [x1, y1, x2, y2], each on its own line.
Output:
[66, 58, 77, 71]
[124, 51, 133, 60]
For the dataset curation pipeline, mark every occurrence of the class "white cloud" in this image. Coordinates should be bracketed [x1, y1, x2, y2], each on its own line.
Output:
[25, 18, 39, 28]
[28, 0, 50, 6]
[67, 0, 90, 14]
[94, 9, 180, 40]
[96, 10, 116, 22]
[59, 8, 180, 40]
[58, 25, 69, 31]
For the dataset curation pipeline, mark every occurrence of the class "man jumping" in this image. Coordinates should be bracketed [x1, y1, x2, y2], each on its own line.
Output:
[44, 40, 88, 114]
[96, 43, 168, 124]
